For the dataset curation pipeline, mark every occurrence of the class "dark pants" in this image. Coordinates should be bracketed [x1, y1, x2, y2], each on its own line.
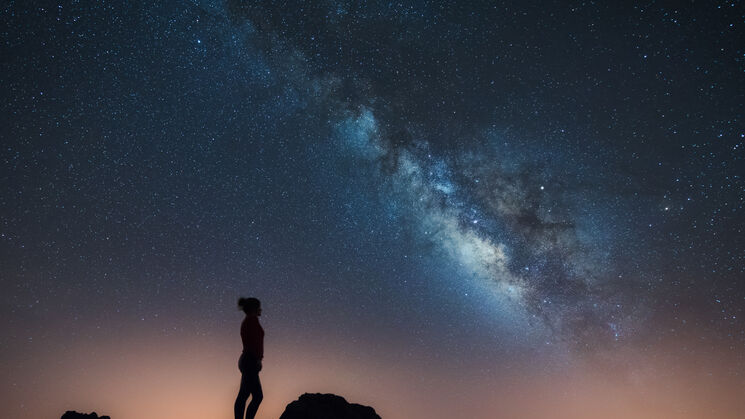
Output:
[234, 353, 263, 419]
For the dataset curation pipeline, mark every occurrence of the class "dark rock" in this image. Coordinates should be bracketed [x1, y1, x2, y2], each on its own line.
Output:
[279, 393, 381, 419]
[61, 411, 110, 419]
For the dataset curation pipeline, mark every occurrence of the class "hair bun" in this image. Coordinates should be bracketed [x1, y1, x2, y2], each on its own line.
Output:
[237, 297, 261, 313]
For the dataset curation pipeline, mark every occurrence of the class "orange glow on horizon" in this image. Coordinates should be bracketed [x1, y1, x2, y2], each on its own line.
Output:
[3, 329, 742, 419]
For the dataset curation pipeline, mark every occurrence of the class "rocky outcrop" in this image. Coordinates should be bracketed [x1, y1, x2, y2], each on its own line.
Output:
[279, 393, 381, 419]
[60, 393, 379, 419]
[61, 412, 110, 419]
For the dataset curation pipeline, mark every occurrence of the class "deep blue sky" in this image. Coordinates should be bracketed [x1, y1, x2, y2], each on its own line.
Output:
[1, 1, 743, 418]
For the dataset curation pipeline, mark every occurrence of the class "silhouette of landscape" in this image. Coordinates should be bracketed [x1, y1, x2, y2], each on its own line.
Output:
[61, 412, 110, 419]
[280, 393, 381, 419]
[62, 393, 381, 419]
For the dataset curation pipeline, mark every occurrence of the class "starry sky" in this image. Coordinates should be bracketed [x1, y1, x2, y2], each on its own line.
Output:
[1, 1, 744, 418]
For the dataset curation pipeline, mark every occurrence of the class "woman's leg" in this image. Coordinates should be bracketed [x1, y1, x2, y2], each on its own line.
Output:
[234, 370, 251, 419]
[244, 373, 263, 419]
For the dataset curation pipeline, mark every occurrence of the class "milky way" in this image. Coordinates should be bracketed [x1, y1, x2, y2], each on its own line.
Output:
[222, 0, 659, 347]
[332, 105, 637, 346]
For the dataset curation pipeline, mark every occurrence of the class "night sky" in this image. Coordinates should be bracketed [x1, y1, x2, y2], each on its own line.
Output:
[1, 1, 744, 418]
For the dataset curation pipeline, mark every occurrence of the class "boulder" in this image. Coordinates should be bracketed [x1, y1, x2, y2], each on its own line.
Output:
[279, 393, 381, 419]
[60, 411, 110, 419]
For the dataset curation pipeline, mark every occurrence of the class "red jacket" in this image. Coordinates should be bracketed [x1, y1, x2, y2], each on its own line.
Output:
[241, 316, 264, 360]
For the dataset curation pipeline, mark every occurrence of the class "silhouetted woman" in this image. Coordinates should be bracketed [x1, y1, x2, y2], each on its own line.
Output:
[234, 297, 264, 419]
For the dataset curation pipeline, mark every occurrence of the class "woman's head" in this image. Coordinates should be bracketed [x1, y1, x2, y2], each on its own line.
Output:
[238, 297, 261, 316]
